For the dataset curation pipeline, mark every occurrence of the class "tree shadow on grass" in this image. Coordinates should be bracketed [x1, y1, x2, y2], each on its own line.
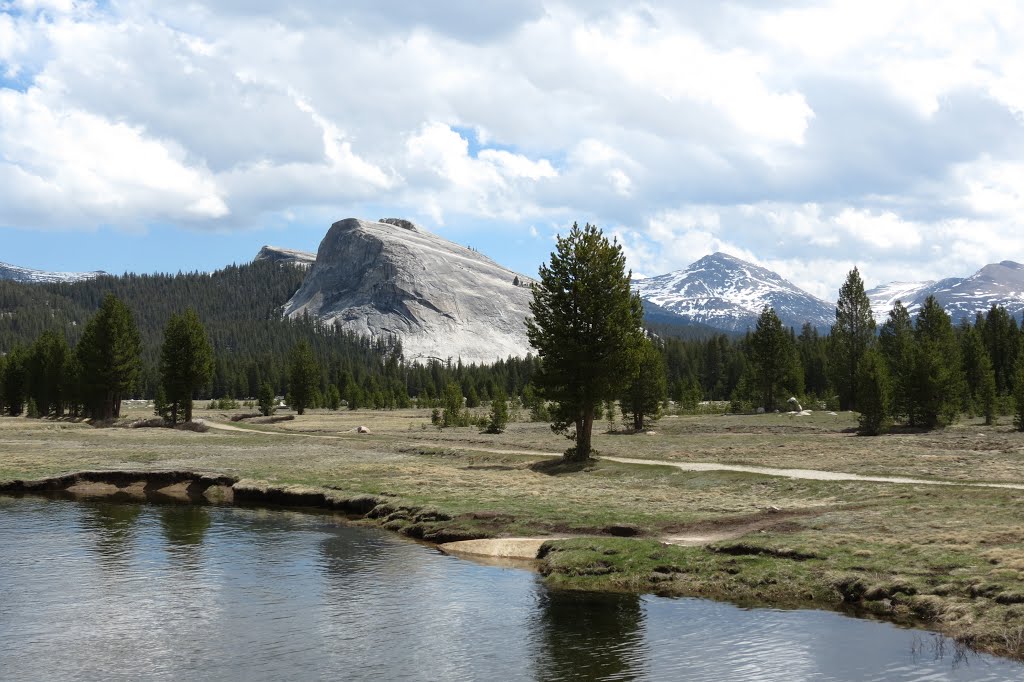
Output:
[528, 457, 599, 476]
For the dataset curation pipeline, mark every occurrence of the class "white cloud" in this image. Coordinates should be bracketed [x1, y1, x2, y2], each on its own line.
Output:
[0, 0, 1023, 291]
[0, 87, 227, 225]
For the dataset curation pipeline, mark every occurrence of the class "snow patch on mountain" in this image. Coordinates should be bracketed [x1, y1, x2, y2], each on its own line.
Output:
[0, 261, 107, 284]
[634, 252, 835, 332]
[868, 261, 1024, 323]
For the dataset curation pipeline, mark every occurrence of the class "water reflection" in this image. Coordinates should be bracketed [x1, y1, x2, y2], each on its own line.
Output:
[78, 501, 143, 566]
[1, 496, 1022, 682]
[532, 590, 646, 681]
[159, 505, 211, 547]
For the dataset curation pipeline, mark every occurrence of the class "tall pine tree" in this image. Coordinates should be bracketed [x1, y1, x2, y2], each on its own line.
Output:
[912, 296, 964, 428]
[830, 267, 876, 410]
[288, 340, 320, 415]
[750, 307, 802, 412]
[526, 222, 644, 461]
[76, 294, 142, 420]
[159, 309, 214, 424]
[879, 300, 916, 425]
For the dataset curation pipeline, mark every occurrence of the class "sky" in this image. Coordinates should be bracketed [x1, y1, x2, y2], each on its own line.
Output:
[1, 1, 1023, 300]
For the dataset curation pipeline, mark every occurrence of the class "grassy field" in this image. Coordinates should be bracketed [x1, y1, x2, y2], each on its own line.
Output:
[2, 405, 1023, 660]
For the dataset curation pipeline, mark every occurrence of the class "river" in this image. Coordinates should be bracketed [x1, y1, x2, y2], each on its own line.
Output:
[0, 496, 1020, 681]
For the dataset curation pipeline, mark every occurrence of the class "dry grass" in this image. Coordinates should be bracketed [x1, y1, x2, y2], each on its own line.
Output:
[2, 405, 1023, 660]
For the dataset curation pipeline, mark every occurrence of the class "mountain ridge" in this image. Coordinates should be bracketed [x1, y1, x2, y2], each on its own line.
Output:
[0, 261, 108, 284]
[867, 261, 1024, 323]
[634, 252, 835, 332]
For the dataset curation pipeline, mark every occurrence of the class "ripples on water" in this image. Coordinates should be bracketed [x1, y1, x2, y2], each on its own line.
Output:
[0, 496, 1020, 681]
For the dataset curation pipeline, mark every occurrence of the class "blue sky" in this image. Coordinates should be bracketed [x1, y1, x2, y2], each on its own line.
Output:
[2, 1, 1024, 299]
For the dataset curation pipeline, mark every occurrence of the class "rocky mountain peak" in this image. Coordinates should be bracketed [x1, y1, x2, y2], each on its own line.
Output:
[635, 252, 834, 332]
[254, 245, 316, 269]
[283, 218, 535, 364]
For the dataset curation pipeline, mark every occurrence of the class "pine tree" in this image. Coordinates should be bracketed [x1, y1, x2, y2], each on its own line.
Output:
[856, 349, 892, 435]
[288, 340, 319, 415]
[159, 309, 214, 424]
[619, 337, 668, 431]
[76, 294, 142, 420]
[797, 323, 830, 398]
[440, 381, 466, 427]
[750, 307, 802, 412]
[879, 301, 916, 425]
[982, 305, 1017, 394]
[466, 386, 480, 409]
[978, 352, 997, 426]
[485, 387, 509, 434]
[912, 296, 964, 428]
[326, 384, 342, 410]
[525, 222, 645, 461]
[1, 347, 27, 416]
[258, 382, 276, 416]
[26, 330, 72, 417]
[153, 387, 171, 421]
[0, 353, 6, 415]
[959, 323, 989, 415]
[831, 267, 876, 410]
[1014, 350, 1024, 432]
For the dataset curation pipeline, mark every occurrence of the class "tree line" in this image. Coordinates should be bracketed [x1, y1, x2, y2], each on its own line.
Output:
[655, 267, 1024, 435]
[3, 247, 1023, 440]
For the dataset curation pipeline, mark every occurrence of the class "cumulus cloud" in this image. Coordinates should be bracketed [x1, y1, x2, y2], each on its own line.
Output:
[1, 0, 1023, 296]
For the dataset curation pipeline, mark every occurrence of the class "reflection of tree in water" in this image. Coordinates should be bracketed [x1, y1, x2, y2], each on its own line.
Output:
[159, 506, 211, 568]
[80, 502, 143, 564]
[159, 505, 211, 546]
[531, 588, 647, 682]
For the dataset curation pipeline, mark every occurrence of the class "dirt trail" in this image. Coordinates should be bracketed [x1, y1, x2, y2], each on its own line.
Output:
[604, 456, 1024, 490]
[201, 420, 1024, 490]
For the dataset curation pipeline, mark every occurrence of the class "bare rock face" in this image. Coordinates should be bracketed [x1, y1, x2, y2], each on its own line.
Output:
[283, 218, 535, 364]
[254, 246, 316, 269]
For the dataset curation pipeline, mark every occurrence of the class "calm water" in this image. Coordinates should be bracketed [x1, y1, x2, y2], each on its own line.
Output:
[1, 496, 1021, 681]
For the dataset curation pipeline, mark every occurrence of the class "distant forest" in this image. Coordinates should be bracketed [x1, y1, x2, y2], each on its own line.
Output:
[0, 261, 540, 407]
[1, 261, 1022, 422]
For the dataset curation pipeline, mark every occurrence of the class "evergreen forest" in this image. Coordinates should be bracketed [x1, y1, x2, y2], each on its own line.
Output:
[1, 261, 1023, 433]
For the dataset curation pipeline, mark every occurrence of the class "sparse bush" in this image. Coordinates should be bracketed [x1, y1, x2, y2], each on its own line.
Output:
[216, 396, 239, 410]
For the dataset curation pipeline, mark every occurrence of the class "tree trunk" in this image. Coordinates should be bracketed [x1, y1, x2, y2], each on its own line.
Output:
[171, 403, 178, 426]
[184, 398, 192, 423]
[566, 410, 595, 461]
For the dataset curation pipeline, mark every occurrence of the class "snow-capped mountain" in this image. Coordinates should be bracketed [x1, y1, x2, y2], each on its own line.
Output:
[0, 261, 107, 284]
[866, 278, 963, 320]
[254, 245, 316, 269]
[868, 261, 1024, 323]
[634, 252, 835, 333]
